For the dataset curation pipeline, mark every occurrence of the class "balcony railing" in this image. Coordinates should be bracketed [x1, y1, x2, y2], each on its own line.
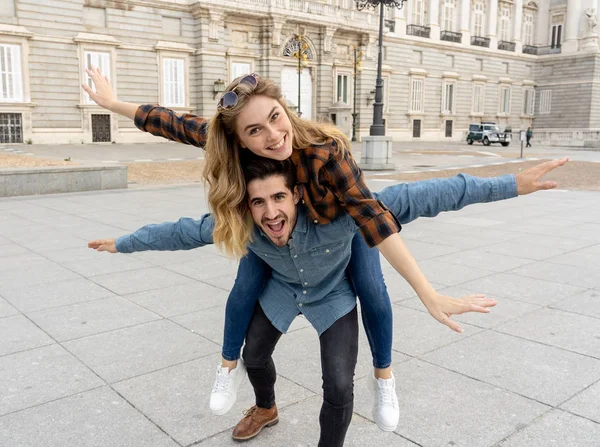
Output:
[537, 45, 562, 55]
[522, 45, 538, 55]
[498, 40, 516, 52]
[407, 24, 431, 38]
[471, 35, 490, 48]
[440, 30, 462, 43]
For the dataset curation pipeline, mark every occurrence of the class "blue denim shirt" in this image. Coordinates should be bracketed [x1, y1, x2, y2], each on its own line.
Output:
[116, 174, 517, 335]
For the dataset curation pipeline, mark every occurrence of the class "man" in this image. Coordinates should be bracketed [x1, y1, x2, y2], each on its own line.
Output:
[526, 127, 533, 148]
[89, 157, 566, 446]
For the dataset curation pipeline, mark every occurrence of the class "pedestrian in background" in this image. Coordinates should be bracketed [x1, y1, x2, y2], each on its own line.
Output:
[526, 127, 533, 147]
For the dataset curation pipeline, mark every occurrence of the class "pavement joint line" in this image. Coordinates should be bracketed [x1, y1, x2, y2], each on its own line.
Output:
[371, 179, 396, 182]
[133, 159, 154, 162]
[476, 151, 502, 157]
[101, 160, 119, 163]
[167, 158, 184, 161]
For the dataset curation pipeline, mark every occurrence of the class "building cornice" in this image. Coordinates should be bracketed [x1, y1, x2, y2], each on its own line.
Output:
[0, 24, 34, 39]
[73, 33, 122, 47]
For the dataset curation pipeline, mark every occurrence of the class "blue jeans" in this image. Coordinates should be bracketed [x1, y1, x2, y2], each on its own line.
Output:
[222, 233, 393, 369]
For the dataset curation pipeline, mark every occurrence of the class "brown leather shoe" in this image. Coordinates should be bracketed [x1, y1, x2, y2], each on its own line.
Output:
[231, 404, 279, 442]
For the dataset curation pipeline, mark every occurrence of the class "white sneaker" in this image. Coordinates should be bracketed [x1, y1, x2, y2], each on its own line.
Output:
[209, 359, 247, 416]
[370, 372, 399, 432]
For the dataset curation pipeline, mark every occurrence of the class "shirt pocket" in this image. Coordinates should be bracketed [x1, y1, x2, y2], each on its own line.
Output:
[309, 241, 346, 268]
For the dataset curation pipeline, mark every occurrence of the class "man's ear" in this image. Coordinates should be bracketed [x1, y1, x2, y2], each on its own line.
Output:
[293, 186, 300, 204]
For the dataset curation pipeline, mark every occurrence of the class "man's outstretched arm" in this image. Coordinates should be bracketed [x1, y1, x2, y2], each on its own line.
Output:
[378, 158, 567, 225]
[88, 215, 215, 254]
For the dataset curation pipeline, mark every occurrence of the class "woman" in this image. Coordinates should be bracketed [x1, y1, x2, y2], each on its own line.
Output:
[83, 69, 484, 432]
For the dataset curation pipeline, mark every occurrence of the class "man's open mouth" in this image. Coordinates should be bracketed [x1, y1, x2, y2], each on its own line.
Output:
[265, 219, 285, 236]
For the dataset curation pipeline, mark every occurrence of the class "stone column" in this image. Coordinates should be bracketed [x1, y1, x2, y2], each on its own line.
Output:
[563, 0, 582, 52]
[514, 0, 523, 52]
[487, 0, 498, 48]
[460, 0, 471, 44]
[429, 0, 441, 40]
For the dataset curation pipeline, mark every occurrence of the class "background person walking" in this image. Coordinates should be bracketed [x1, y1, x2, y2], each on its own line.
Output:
[526, 127, 533, 147]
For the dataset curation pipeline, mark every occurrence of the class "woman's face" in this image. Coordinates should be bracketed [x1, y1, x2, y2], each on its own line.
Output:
[234, 95, 294, 160]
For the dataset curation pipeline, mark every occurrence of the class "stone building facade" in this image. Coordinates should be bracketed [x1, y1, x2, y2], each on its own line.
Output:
[0, 0, 598, 145]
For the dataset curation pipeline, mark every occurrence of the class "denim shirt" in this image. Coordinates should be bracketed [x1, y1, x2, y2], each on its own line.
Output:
[116, 174, 517, 335]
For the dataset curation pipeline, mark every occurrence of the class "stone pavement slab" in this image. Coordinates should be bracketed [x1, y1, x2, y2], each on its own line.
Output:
[560, 381, 600, 423]
[0, 185, 599, 446]
[422, 331, 600, 406]
[0, 387, 179, 447]
[0, 344, 104, 415]
[112, 354, 315, 446]
[355, 359, 549, 447]
[497, 409, 600, 447]
[496, 307, 600, 358]
[63, 319, 220, 383]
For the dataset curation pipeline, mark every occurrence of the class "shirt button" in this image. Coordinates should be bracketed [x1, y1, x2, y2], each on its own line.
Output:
[325, 249, 330, 253]
[293, 255, 297, 258]
[299, 303, 303, 307]
[300, 269, 304, 272]
[313, 219, 318, 224]
[303, 290, 307, 294]
[304, 282, 308, 286]
[302, 200, 305, 204]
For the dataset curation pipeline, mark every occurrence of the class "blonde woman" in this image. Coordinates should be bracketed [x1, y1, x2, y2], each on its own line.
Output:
[84, 70, 483, 431]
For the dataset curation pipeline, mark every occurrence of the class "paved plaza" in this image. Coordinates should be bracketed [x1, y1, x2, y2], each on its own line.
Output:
[1, 166, 600, 446]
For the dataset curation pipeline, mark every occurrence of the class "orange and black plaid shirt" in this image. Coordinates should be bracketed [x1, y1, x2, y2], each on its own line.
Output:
[135, 105, 401, 247]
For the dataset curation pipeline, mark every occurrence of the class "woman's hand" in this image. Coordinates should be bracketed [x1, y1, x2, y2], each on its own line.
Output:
[81, 66, 117, 109]
[422, 293, 497, 333]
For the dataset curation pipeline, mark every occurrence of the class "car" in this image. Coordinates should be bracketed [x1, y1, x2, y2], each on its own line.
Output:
[467, 123, 511, 146]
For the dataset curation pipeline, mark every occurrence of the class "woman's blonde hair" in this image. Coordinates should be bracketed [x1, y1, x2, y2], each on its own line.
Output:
[204, 75, 351, 259]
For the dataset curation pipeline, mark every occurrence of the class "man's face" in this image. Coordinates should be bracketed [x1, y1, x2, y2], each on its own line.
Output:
[247, 175, 299, 247]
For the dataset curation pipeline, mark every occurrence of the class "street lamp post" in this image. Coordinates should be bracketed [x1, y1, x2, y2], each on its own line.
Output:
[292, 34, 309, 116]
[355, 0, 406, 136]
[351, 45, 363, 142]
[355, 0, 406, 170]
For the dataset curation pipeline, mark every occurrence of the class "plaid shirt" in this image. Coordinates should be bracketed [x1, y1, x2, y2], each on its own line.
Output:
[135, 104, 401, 247]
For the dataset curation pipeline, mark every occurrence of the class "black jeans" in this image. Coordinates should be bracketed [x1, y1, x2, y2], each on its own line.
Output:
[242, 304, 359, 447]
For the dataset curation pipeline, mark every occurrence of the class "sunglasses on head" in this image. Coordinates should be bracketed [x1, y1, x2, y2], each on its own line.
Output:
[217, 73, 259, 110]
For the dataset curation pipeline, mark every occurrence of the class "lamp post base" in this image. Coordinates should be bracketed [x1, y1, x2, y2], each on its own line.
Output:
[360, 135, 395, 170]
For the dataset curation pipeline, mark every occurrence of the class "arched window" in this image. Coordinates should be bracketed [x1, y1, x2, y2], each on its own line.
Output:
[282, 37, 314, 60]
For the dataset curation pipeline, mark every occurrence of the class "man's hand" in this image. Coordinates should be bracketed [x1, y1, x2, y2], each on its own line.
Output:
[88, 239, 118, 253]
[423, 293, 497, 333]
[81, 66, 117, 109]
[516, 158, 568, 195]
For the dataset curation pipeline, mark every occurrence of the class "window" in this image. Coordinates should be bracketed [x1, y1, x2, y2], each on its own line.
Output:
[523, 89, 535, 116]
[163, 58, 185, 107]
[443, 0, 455, 31]
[499, 6, 511, 41]
[336, 74, 349, 103]
[84, 51, 110, 104]
[539, 90, 551, 114]
[472, 1, 484, 37]
[412, 0, 425, 25]
[410, 78, 424, 112]
[551, 15, 563, 48]
[523, 13, 534, 46]
[0, 44, 23, 102]
[230, 61, 252, 82]
[442, 82, 455, 113]
[499, 85, 511, 114]
[472, 84, 485, 114]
